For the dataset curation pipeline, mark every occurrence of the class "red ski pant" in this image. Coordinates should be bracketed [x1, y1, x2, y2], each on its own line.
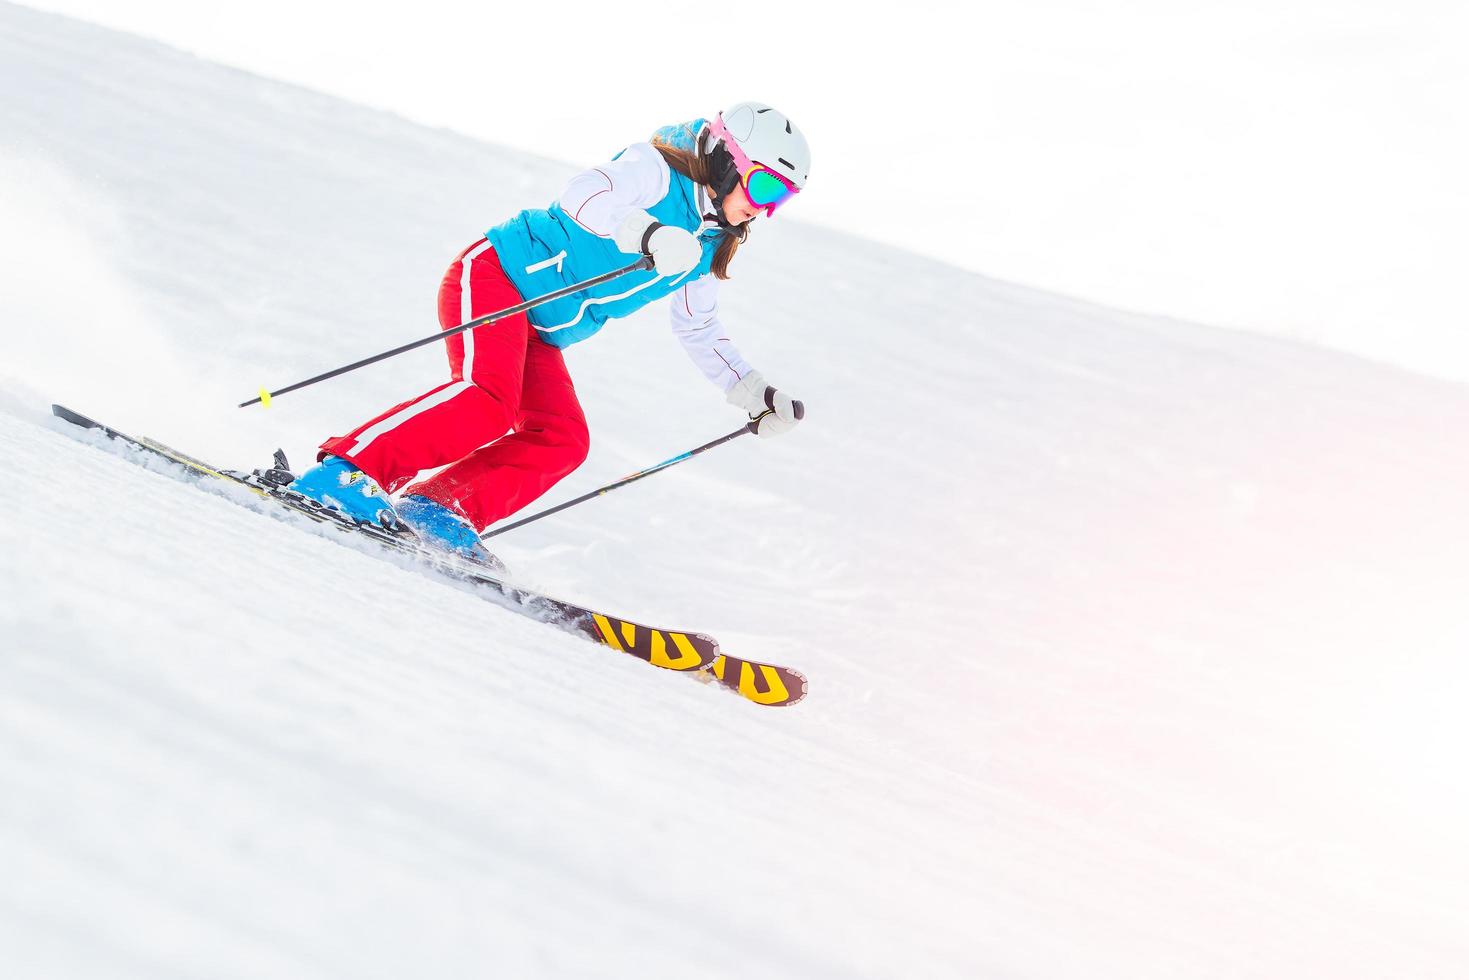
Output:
[319, 239, 589, 531]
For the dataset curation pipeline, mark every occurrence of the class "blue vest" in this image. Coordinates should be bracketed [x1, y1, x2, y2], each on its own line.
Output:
[485, 120, 722, 348]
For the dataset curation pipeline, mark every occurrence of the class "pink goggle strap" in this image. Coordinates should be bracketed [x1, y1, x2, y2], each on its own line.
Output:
[708, 113, 757, 175]
[708, 113, 800, 217]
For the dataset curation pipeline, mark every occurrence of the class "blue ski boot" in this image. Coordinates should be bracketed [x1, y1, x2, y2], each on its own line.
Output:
[286, 456, 399, 529]
[395, 494, 501, 567]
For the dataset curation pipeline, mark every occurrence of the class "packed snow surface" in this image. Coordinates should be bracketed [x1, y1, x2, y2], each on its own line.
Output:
[3, 4, 1468, 978]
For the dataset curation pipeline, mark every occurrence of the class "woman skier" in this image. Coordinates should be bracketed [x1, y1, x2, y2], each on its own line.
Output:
[287, 101, 810, 561]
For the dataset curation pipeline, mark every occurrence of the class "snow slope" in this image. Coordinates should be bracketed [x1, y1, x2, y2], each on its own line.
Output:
[3, 4, 1469, 977]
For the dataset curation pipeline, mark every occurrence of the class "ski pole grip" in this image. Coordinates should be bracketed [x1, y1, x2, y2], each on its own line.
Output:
[744, 401, 805, 434]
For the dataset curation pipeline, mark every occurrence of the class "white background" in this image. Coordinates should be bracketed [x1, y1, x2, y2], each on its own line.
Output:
[5, 6, 1469, 976]
[18, 0, 1469, 381]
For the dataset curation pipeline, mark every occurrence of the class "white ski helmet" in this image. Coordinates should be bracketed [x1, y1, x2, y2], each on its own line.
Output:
[707, 100, 811, 193]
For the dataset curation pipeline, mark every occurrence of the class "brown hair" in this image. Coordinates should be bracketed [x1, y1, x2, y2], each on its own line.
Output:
[652, 127, 748, 280]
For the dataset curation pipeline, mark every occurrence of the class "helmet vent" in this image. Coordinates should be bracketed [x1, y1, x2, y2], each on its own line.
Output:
[785, 121, 792, 134]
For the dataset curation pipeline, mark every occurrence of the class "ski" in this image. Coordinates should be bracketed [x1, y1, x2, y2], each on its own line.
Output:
[697, 654, 808, 707]
[51, 404, 716, 672]
[50, 404, 807, 704]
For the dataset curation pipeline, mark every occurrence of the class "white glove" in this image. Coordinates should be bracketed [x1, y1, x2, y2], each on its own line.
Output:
[726, 371, 805, 438]
[614, 210, 701, 276]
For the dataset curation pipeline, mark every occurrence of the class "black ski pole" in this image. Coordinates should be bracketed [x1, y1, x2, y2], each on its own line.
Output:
[480, 408, 799, 540]
[240, 256, 654, 408]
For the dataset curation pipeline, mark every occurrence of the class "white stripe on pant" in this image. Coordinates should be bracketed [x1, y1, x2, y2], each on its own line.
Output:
[343, 381, 475, 458]
[343, 239, 494, 459]
[460, 239, 494, 380]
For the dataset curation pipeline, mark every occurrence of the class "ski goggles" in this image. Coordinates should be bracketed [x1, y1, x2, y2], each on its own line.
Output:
[708, 114, 801, 216]
[739, 164, 799, 215]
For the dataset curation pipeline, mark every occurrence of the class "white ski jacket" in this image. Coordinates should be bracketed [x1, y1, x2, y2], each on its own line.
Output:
[557, 140, 757, 393]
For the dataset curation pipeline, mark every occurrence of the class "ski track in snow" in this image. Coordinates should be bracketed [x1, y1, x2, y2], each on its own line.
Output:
[3, 4, 1469, 978]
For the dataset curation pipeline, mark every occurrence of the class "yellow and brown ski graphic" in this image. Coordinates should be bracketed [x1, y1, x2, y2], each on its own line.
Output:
[698, 654, 808, 707]
[590, 614, 715, 671]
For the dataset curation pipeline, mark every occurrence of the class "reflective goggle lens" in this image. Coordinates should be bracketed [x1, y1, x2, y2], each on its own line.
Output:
[744, 167, 796, 209]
